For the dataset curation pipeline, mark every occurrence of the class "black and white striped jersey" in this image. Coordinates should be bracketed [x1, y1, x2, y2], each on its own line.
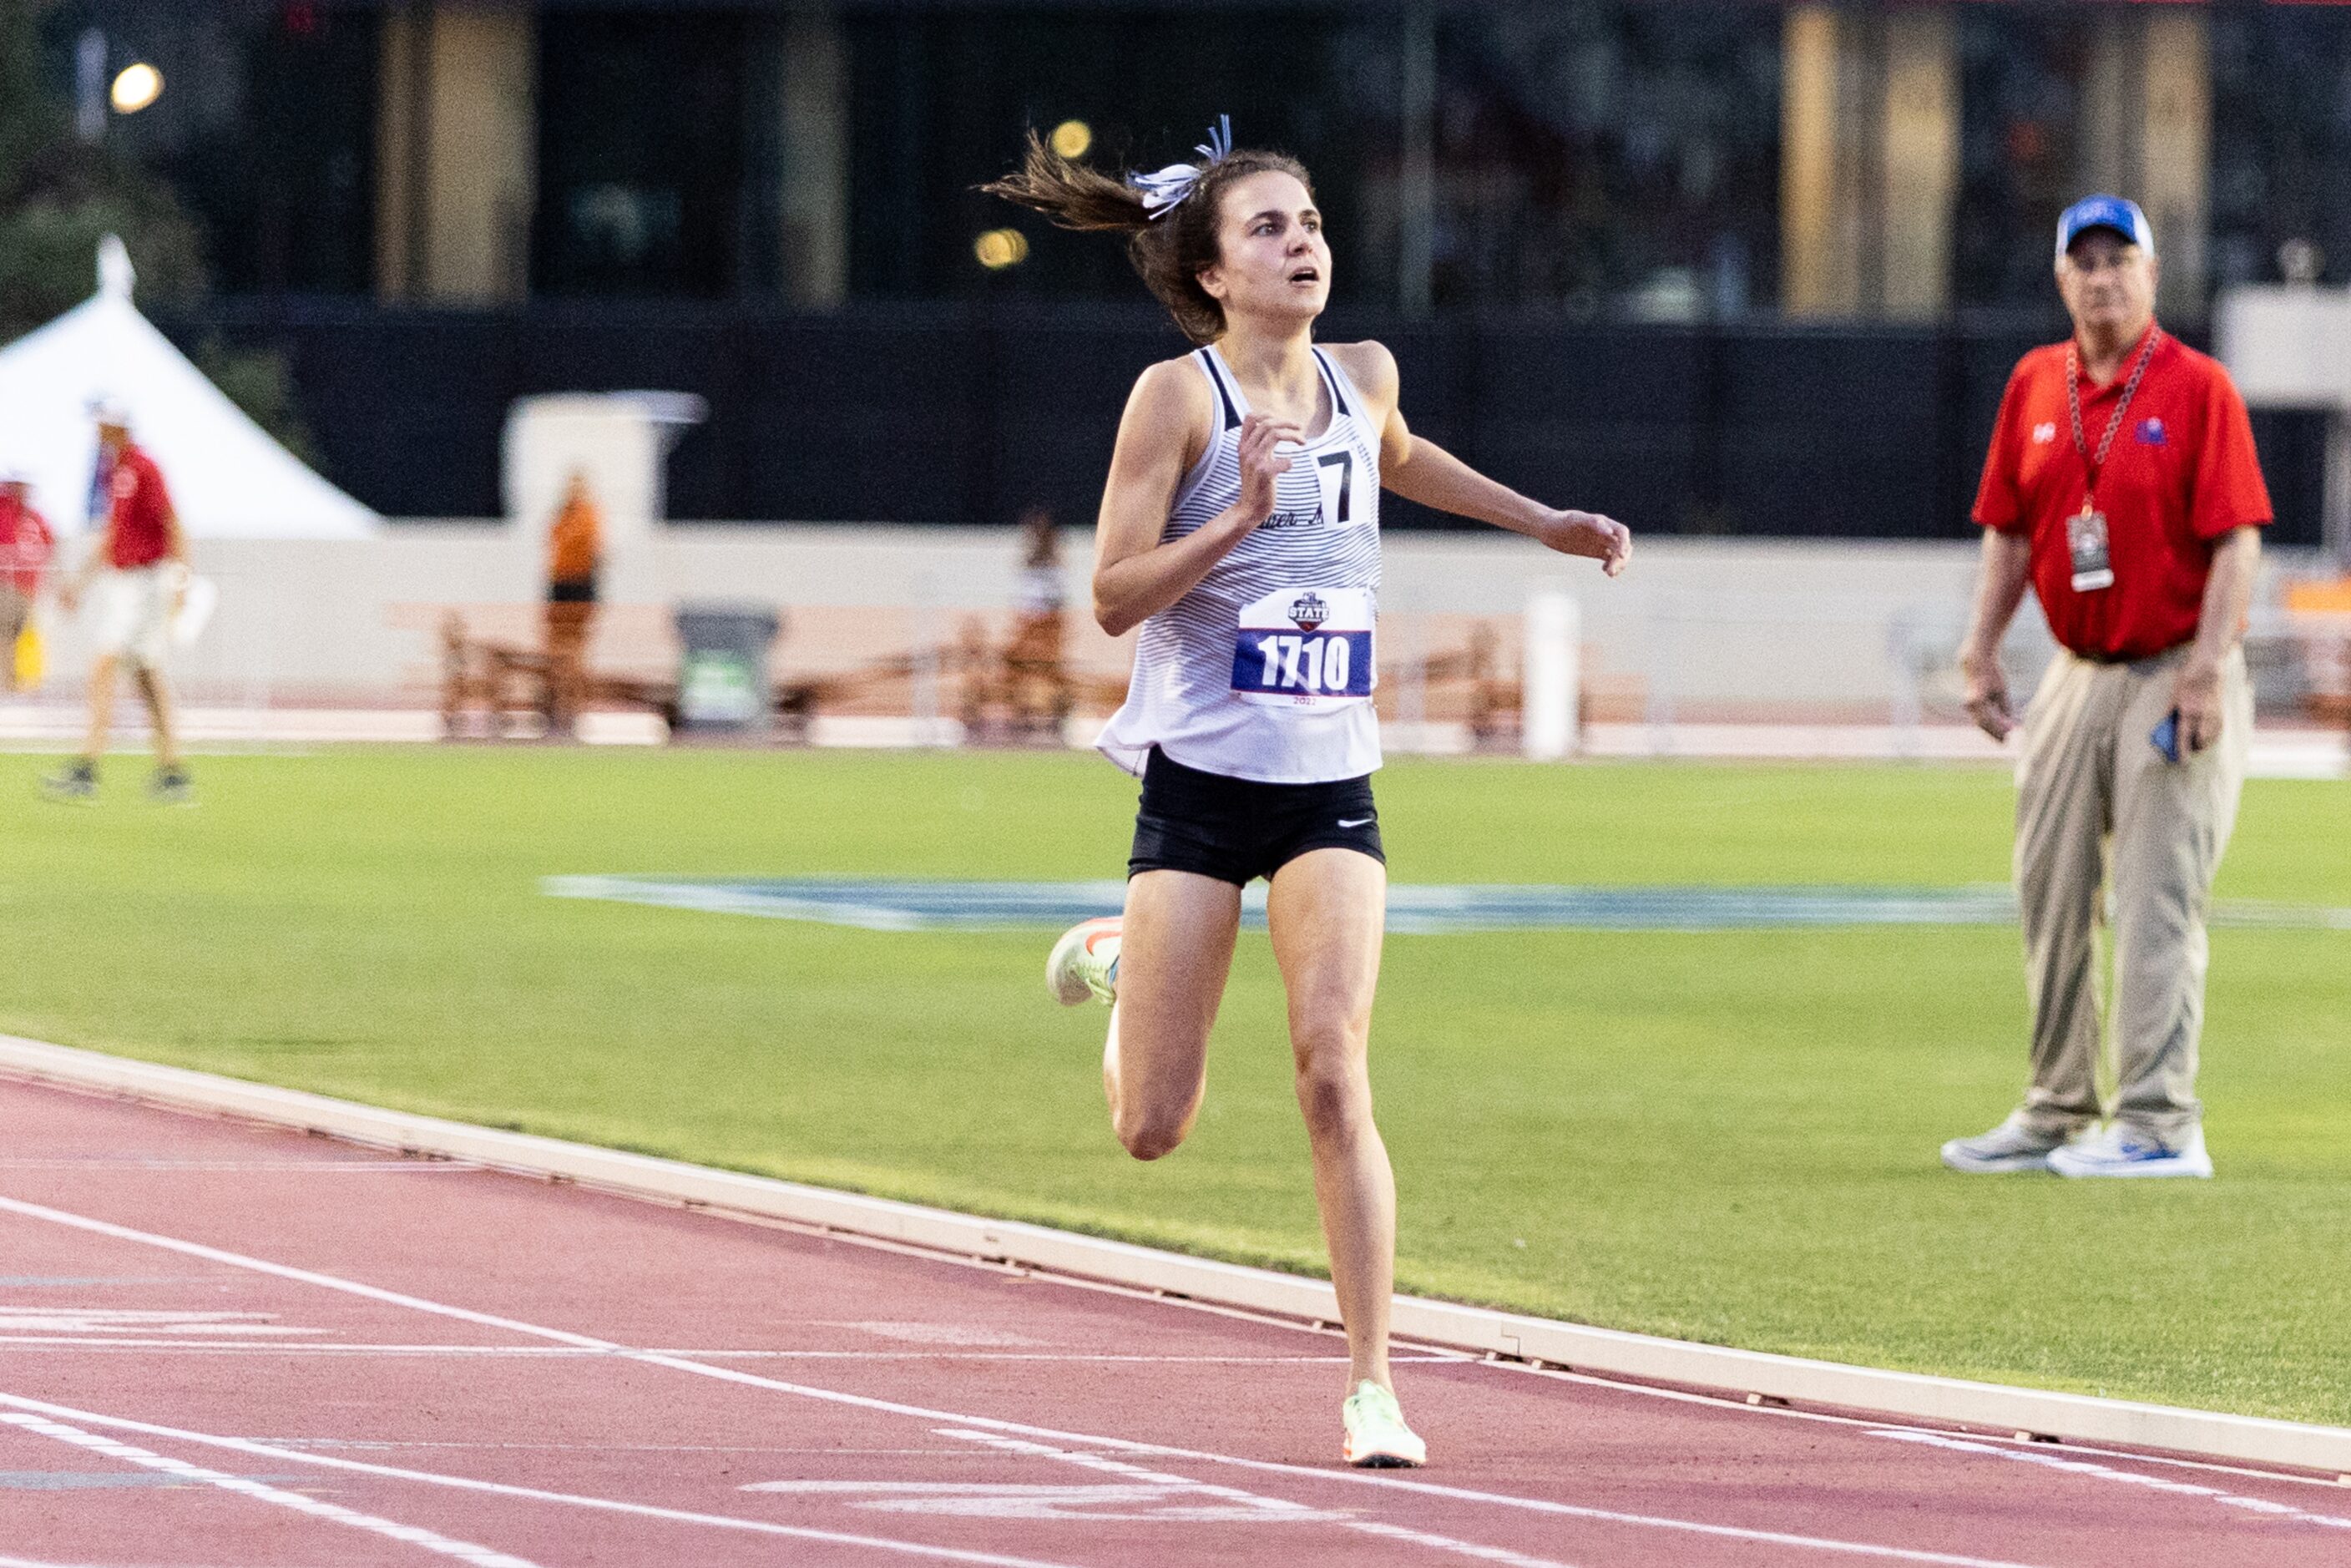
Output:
[1097, 342, 1383, 784]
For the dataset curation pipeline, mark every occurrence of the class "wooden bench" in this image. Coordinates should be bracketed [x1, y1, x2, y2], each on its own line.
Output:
[2283, 579, 2351, 731]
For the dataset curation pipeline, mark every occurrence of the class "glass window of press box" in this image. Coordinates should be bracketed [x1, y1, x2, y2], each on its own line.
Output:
[849, 3, 1780, 317]
[38, 1, 379, 296]
[46, 1, 2351, 316]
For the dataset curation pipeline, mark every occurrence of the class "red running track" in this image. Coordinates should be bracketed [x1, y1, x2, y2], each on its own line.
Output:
[0, 1076, 2344, 1568]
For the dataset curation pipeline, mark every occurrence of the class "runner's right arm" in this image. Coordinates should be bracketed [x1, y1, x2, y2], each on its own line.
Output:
[1092, 360, 1299, 638]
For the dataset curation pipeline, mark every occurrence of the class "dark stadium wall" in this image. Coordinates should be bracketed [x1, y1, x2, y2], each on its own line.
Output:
[163, 299, 2329, 547]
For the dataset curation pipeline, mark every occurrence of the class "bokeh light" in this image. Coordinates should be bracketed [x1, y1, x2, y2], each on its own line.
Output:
[109, 63, 162, 114]
[973, 228, 1030, 270]
[1049, 119, 1092, 160]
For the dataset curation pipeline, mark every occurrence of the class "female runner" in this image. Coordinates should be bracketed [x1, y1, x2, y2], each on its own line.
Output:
[989, 119, 1630, 1467]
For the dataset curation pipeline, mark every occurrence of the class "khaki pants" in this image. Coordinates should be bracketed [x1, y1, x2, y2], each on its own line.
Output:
[2013, 644, 2250, 1142]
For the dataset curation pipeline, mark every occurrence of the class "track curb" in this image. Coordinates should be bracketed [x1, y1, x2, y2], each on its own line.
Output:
[5, 1033, 2346, 1477]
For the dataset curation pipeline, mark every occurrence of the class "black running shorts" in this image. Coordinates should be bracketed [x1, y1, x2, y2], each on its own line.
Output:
[1127, 746, 1384, 887]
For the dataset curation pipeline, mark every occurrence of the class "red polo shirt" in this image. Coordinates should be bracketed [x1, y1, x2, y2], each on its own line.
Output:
[107, 445, 174, 569]
[0, 493, 51, 595]
[1973, 326, 2270, 660]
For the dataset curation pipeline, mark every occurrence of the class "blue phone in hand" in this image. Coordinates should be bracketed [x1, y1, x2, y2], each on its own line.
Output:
[2151, 709, 2182, 765]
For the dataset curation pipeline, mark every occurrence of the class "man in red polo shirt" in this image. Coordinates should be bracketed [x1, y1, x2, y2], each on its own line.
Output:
[48, 404, 192, 804]
[1943, 195, 2268, 1181]
[0, 471, 52, 690]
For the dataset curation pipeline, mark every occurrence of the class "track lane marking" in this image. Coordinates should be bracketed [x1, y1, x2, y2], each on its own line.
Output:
[0, 1411, 538, 1568]
[0, 1558, 327, 1568]
[934, 1429, 1578, 1567]
[1871, 1430, 2351, 1531]
[0, 1338, 1453, 1363]
[1498, 1358, 2351, 1494]
[0, 1396, 1096, 1568]
[0, 1159, 481, 1172]
[7, 1090, 2339, 1500]
[0, 1192, 2074, 1566]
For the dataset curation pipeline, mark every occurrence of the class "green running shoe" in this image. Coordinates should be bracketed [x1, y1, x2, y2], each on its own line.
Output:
[1044, 917, 1120, 1006]
[1342, 1379, 1425, 1468]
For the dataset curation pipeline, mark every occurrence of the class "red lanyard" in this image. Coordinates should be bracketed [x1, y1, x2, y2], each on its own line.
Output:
[2065, 327, 2161, 503]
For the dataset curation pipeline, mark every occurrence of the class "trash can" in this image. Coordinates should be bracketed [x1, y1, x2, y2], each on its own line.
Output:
[673, 603, 781, 733]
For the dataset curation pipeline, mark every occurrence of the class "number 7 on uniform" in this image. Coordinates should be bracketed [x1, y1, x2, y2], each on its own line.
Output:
[1316, 452, 1353, 526]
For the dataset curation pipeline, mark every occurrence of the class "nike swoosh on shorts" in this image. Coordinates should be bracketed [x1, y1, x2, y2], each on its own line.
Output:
[1337, 817, 1373, 828]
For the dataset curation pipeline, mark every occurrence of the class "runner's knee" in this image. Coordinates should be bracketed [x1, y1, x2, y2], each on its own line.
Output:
[1115, 1101, 1193, 1161]
[1292, 1052, 1371, 1147]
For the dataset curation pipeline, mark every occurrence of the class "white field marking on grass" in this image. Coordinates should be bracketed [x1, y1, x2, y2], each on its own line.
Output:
[1871, 1431, 2351, 1531]
[934, 1429, 1575, 1568]
[0, 1192, 2069, 1568]
[0, 1411, 539, 1568]
[0, 1397, 1095, 1568]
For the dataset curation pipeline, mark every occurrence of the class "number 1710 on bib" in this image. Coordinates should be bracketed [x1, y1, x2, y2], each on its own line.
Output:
[1230, 587, 1376, 707]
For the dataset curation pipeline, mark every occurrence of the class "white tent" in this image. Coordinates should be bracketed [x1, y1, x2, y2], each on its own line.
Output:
[0, 236, 377, 539]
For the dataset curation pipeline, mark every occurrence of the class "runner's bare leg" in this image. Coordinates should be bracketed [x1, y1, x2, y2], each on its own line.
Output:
[1105, 868, 1241, 1159]
[1266, 847, 1393, 1393]
[134, 664, 179, 771]
[81, 653, 118, 761]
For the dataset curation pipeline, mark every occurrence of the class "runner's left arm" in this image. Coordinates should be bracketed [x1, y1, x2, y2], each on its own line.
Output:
[1341, 341, 1631, 578]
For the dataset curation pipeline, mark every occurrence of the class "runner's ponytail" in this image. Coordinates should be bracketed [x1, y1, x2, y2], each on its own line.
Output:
[983, 123, 1314, 346]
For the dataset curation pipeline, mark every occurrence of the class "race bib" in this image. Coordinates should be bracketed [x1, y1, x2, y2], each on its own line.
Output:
[1231, 586, 1375, 707]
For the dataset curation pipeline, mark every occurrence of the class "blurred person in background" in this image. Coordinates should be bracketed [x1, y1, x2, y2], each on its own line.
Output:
[544, 469, 603, 731]
[1005, 504, 1071, 736]
[47, 405, 192, 804]
[0, 471, 53, 691]
[1944, 195, 2269, 1181]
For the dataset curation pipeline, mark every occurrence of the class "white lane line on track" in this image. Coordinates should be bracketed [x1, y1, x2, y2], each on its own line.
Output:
[0, 1411, 539, 1568]
[0, 1395, 1092, 1568]
[0, 1558, 326, 1568]
[1872, 1430, 2351, 1531]
[0, 1160, 481, 1172]
[8, 1090, 2334, 1501]
[0, 1192, 2069, 1568]
[935, 1429, 1578, 1568]
[1499, 1358, 2351, 1495]
[0, 1338, 1453, 1363]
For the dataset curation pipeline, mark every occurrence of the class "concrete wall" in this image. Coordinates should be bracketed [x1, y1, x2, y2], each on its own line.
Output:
[24, 528, 2075, 721]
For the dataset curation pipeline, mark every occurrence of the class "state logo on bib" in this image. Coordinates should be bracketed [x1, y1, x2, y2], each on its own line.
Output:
[1231, 586, 1374, 708]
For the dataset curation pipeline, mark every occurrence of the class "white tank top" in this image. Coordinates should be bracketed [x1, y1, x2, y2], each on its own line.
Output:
[1096, 343, 1383, 784]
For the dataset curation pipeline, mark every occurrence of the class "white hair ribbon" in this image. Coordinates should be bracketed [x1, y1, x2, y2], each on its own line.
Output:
[1126, 115, 1233, 220]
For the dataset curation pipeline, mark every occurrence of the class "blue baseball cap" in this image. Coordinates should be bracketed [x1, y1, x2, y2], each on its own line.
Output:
[2055, 195, 2154, 261]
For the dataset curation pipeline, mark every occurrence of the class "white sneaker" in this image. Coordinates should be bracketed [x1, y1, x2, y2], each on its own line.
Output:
[1939, 1113, 2085, 1174]
[1341, 1380, 1426, 1468]
[1044, 917, 1120, 1006]
[2048, 1123, 2212, 1180]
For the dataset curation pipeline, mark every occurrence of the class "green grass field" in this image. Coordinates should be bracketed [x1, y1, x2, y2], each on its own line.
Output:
[4, 746, 2347, 1423]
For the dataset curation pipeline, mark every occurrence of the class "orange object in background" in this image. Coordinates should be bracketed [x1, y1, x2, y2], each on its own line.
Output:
[549, 484, 603, 586]
[2283, 576, 2351, 614]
